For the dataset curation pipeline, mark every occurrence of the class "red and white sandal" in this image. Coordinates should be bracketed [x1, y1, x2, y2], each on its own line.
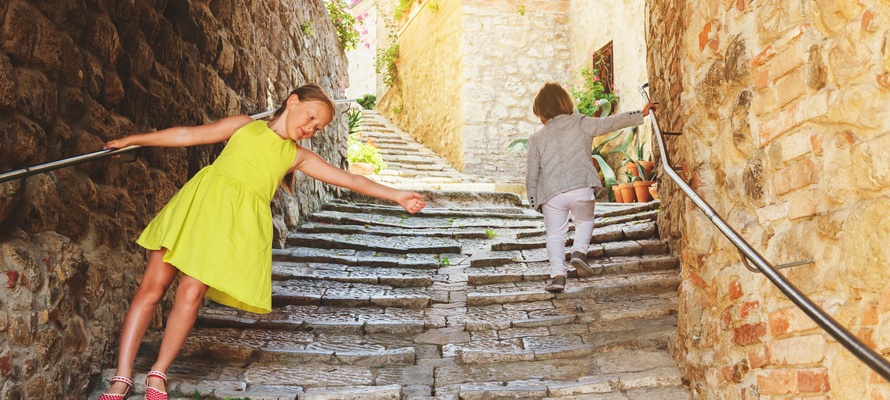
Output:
[145, 370, 168, 400]
[97, 376, 133, 400]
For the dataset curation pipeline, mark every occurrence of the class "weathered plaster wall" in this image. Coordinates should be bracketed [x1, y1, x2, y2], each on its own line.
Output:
[459, 0, 570, 178]
[648, 0, 890, 397]
[568, 0, 647, 114]
[0, 0, 346, 397]
[378, 0, 466, 170]
[345, 0, 378, 99]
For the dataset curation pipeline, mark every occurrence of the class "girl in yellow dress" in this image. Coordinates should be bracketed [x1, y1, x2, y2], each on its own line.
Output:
[98, 84, 426, 400]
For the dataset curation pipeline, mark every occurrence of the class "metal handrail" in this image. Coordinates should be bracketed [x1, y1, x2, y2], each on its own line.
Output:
[0, 99, 358, 184]
[639, 82, 890, 382]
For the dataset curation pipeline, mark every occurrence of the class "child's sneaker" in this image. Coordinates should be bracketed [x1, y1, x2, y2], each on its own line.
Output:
[544, 275, 566, 292]
[570, 251, 597, 277]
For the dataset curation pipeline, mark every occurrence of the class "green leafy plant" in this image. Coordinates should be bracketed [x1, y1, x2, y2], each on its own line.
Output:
[357, 94, 377, 109]
[392, 102, 403, 115]
[571, 67, 618, 117]
[394, 0, 413, 20]
[347, 107, 363, 135]
[300, 21, 314, 35]
[437, 256, 451, 267]
[517, 5, 526, 15]
[325, 0, 360, 50]
[636, 162, 657, 181]
[348, 133, 387, 173]
[375, 43, 400, 86]
[485, 229, 498, 239]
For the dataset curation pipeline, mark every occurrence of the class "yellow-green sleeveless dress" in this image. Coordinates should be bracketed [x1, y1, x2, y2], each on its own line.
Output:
[136, 120, 297, 314]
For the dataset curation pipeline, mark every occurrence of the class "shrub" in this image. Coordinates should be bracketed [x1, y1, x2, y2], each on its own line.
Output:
[357, 94, 377, 109]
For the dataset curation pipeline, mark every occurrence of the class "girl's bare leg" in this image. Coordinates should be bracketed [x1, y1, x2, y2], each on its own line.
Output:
[146, 273, 209, 392]
[106, 249, 178, 395]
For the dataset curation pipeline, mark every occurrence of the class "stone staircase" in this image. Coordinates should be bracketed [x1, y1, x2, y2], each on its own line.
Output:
[90, 109, 690, 399]
[358, 110, 526, 195]
[91, 194, 691, 399]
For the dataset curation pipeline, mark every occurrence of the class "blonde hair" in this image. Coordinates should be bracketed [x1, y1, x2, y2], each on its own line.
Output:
[533, 82, 574, 120]
[272, 83, 336, 194]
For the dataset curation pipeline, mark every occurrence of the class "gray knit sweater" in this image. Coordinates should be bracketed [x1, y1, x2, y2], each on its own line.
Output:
[525, 111, 644, 211]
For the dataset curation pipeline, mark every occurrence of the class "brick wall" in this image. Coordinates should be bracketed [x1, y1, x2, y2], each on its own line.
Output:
[648, 0, 890, 396]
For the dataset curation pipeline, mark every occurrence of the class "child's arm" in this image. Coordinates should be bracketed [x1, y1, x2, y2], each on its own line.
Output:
[104, 115, 254, 149]
[581, 102, 657, 137]
[291, 147, 426, 214]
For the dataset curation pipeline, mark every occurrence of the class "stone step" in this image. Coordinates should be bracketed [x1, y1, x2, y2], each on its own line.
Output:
[434, 348, 689, 397]
[503, 220, 659, 248]
[271, 279, 432, 308]
[336, 191, 524, 208]
[465, 270, 680, 306]
[322, 201, 538, 219]
[460, 292, 677, 331]
[295, 221, 495, 239]
[466, 254, 679, 284]
[272, 262, 436, 287]
[198, 304, 431, 334]
[286, 232, 462, 254]
[143, 328, 418, 367]
[272, 248, 451, 270]
[446, 315, 676, 365]
[307, 210, 542, 229]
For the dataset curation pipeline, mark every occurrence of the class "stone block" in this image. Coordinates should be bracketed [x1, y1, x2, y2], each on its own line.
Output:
[771, 157, 819, 196]
[768, 335, 826, 365]
[788, 189, 823, 220]
[753, 65, 807, 117]
[758, 90, 831, 146]
[731, 323, 766, 346]
[757, 369, 795, 394]
[769, 307, 819, 337]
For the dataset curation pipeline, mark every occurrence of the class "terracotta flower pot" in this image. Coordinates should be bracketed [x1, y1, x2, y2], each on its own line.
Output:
[625, 162, 640, 178]
[348, 162, 375, 175]
[649, 186, 659, 200]
[633, 181, 654, 203]
[638, 160, 655, 178]
[618, 183, 635, 203]
[611, 185, 623, 203]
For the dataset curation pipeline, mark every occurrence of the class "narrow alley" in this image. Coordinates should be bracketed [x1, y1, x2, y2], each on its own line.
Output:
[89, 112, 690, 399]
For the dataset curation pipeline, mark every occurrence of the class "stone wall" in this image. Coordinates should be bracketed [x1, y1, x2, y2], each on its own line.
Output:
[0, 0, 346, 397]
[460, 0, 569, 178]
[648, 0, 890, 396]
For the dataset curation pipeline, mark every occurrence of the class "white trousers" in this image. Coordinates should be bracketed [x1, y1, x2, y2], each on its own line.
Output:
[541, 187, 597, 278]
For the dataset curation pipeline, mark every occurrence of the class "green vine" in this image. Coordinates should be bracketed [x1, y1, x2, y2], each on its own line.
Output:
[325, 0, 360, 51]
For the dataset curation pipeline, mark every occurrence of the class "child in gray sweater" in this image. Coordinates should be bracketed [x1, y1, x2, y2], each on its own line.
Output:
[526, 82, 655, 292]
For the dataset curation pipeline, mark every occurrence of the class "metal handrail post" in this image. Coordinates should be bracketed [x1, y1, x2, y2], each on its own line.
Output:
[639, 82, 890, 381]
[0, 98, 359, 184]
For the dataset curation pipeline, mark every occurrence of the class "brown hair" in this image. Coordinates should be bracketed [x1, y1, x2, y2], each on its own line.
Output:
[272, 83, 336, 194]
[533, 82, 575, 120]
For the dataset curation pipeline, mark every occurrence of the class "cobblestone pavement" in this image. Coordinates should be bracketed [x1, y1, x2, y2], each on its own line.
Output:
[90, 111, 691, 399]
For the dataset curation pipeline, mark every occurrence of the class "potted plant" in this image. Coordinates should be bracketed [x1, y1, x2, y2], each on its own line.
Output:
[633, 164, 657, 203]
[348, 129, 387, 175]
[649, 182, 659, 200]
[633, 142, 655, 178]
[619, 171, 636, 203]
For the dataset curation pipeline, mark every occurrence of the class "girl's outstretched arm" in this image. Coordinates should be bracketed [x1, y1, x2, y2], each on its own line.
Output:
[292, 147, 426, 213]
[104, 115, 254, 149]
